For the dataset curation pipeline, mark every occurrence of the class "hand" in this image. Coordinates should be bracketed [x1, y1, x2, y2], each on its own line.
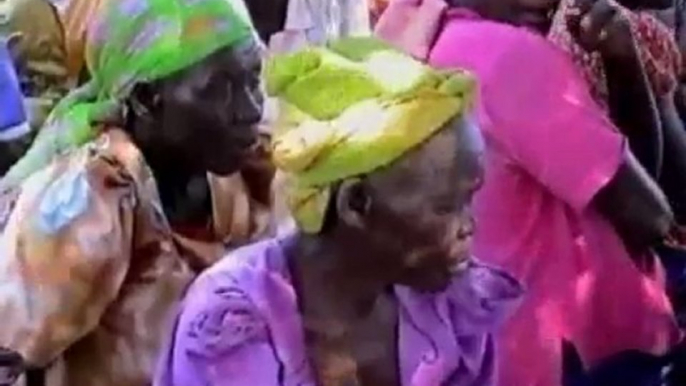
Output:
[566, 0, 638, 60]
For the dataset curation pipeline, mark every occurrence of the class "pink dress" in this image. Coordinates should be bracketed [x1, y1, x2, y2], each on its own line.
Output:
[428, 10, 680, 386]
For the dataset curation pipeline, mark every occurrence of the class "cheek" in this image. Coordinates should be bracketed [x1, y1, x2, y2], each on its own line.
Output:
[374, 203, 452, 256]
[157, 108, 193, 145]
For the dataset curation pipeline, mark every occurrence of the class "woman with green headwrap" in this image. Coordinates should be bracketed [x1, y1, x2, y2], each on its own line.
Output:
[0, 0, 273, 384]
[156, 37, 522, 386]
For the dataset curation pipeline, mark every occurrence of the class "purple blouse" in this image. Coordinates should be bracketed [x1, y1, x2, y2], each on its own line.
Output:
[154, 236, 522, 386]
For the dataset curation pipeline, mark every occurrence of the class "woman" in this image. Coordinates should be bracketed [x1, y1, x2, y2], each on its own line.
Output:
[0, 0, 272, 385]
[377, 1, 679, 386]
[155, 37, 522, 386]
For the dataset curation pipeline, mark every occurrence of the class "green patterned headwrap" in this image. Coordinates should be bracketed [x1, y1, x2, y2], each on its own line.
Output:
[1, 0, 255, 190]
[267, 37, 476, 233]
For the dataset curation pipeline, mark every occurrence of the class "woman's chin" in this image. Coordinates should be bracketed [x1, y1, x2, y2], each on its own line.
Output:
[402, 270, 454, 294]
[206, 158, 243, 176]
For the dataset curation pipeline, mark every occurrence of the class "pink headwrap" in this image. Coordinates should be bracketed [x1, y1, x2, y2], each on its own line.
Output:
[374, 0, 448, 60]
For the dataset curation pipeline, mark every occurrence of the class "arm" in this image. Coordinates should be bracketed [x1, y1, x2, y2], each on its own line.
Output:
[616, 0, 672, 10]
[593, 152, 673, 252]
[567, 0, 664, 176]
[482, 32, 671, 250]
[657, 94, 686, 224]
[603, 51, 664, 178]
[0, 151, 134, 366]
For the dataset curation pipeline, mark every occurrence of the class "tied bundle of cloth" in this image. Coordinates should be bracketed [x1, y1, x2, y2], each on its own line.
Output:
[266, 37, 476, 233]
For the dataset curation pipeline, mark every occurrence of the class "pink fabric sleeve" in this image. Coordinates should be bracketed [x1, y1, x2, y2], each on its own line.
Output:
[481, 32, 626, 210]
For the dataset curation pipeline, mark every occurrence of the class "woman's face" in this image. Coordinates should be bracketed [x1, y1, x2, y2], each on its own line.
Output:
[149, 38, 263, 176]
[362, 116, 485, 293]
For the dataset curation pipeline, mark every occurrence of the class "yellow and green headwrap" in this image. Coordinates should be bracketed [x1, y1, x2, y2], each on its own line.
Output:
[267, 37, 476, 233]
[1, 0, 256, 190]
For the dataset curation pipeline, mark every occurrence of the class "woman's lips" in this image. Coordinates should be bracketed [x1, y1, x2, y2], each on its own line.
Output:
[447, 236, 472, 273]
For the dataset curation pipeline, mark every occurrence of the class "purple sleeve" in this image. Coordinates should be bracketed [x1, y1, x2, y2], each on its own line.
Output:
[443, 261, 523, 386]
[156, 276, 281, 386]
[481, 34, 625, 210]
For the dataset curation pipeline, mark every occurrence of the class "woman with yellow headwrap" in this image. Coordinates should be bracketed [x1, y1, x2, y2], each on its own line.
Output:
[155, 37, 522, 386]
[0, 0, 272, 384]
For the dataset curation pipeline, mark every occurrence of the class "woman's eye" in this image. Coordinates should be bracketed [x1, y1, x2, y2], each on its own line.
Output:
[197, 78, 231, 99]
[433, 201, 458, 215]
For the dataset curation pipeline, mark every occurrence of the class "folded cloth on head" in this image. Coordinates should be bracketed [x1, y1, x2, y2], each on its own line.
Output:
[266, 36, 476, 233]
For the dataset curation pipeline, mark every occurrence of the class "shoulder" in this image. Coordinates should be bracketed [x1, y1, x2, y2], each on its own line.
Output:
[176, 237, 288, 358]
[0, 128, 150, 237]
[431, 16, 577, 81]
[202, 237, 290, 282]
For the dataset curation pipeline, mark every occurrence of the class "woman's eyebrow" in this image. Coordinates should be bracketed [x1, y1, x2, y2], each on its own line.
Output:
[225, 53, 261, 77]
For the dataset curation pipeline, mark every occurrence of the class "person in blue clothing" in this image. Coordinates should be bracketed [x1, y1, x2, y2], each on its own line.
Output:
[0, 39, 32, 175]
[0, 40, 29, 142]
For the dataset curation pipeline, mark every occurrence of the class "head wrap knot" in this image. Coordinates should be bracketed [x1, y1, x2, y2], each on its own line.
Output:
[267, 37, 476, 233]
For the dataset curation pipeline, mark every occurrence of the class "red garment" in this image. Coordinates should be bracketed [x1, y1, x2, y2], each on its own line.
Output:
[548, 0, 681, 108]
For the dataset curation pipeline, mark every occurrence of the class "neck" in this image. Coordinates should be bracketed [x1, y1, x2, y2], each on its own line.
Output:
[289, 230, 397, 319]
[124, 114, 211, 225]
[448, 0, 486, 14]
[124, 110, 198, 180]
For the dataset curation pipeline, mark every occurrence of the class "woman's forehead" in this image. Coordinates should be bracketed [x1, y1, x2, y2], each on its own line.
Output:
[386, 118, 482, 188]
[223, 39, 263, 74]
[166, 39, 262, 85]
[370, 127, 460, 191]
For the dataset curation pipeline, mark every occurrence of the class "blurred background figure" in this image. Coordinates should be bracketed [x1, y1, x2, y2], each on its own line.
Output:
[0, 0, 69, 175]
[0, 40, 29, 143]
[59, 0, 107, 83]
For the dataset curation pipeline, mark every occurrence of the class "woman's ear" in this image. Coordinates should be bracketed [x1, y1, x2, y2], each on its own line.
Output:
[336, 178, 372, 229]
[125, 82, 162, 141]
[128, 82, 161, 119]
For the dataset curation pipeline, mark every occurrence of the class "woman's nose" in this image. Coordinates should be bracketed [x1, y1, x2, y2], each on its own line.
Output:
[234, 86, 264, 124]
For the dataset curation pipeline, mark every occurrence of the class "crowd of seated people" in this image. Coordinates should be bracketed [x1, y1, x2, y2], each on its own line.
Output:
[1, 0, 686, 385]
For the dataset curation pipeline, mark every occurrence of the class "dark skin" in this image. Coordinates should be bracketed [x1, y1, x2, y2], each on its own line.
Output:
[615, 0, 672, 10]
[286, 116, 483, 386]
[452, 0, 673, 253]
[663, 1, 686, 225]
[244, 0, 290, 43]
[567, 0, 664, 178]
[457, 0, 666, 178]
[656, 95, 686, 224]
[123, 38, 266, 234]
[449, 0, 561, 34]
[567, 0, 684, 246]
